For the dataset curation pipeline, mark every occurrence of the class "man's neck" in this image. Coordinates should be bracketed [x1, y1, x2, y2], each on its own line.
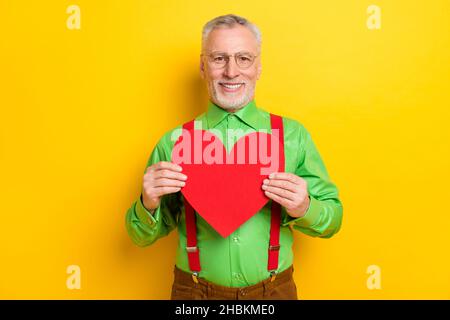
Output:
[211, 100, 253, 113]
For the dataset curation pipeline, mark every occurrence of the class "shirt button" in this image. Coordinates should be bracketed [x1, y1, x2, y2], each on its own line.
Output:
[234, 273, 242, 279]
[232, 236, 239, 242]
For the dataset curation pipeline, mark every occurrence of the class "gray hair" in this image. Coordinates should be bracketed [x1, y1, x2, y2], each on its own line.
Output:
[201, 14, 262, 52]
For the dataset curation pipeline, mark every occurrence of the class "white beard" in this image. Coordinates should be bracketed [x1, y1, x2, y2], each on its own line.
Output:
[209, 80, 255, 111]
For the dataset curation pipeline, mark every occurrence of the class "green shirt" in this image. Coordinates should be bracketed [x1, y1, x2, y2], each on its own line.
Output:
[125, 99, 343, 287]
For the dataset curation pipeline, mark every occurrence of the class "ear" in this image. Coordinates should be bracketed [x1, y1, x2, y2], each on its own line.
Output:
[256, 61, 262, 80]
[199, 55, 205, 80]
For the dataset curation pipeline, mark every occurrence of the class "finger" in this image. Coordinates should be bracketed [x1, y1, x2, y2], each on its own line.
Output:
[152, 169, 188, 181]
[264, 190, 293, 208]
[261, 185, 296, 201]
[262, 178, 297, 193]
[153, 186, 182, 197]
[153, 161, 183, 172]
[268, 172, 302, 184]
[152, 178, 186, 188]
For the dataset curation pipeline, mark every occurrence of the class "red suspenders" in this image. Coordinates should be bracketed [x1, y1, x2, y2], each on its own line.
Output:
[181, 120, 202, 278]
[267, 114, 284, 280]
[182, 114, 285, 283]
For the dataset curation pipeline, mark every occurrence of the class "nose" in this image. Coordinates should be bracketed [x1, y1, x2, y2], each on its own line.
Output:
[223, 57, 240, 78]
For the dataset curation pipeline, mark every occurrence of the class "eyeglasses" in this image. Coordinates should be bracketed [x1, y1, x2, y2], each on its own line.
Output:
[202, 51, 259, 70]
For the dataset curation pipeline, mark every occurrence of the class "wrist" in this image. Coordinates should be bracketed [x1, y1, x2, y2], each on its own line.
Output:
[289, 195, 311, 218]
[140, 194, 157, 214]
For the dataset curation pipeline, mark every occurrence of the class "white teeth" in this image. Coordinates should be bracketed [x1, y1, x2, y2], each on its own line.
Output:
[221, 83, 243, 89]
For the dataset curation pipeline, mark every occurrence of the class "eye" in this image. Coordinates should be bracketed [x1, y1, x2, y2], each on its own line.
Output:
[213, 55, 226, 62]
[238, 55, 251, 62]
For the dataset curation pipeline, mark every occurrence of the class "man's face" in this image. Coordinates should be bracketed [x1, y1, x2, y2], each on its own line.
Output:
[200, 25, 262, 112]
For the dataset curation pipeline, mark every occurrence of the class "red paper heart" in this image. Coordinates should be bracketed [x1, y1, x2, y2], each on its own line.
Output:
[172, 129, 280, 238]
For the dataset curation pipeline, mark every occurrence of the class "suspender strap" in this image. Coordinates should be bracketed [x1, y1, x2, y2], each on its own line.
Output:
[185, 200, 201, 273]
[267, 114, 285, 274]
[182, 120, 201, 273]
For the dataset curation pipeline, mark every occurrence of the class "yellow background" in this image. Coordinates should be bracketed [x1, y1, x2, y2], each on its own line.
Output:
[1, 0, 449, 299]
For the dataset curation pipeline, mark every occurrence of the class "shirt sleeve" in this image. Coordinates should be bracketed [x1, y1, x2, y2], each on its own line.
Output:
[125, 136, 181, 247]
[281, 126, 343, 238]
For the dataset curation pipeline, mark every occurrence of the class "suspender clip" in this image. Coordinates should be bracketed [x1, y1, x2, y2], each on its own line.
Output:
[191, 271, 199, 284]
[269, 270, 277, 282]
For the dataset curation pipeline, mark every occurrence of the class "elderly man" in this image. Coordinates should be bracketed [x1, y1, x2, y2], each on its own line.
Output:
[125, 14, 343, 300]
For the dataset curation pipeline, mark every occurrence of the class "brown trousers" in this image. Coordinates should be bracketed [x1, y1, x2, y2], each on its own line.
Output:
[170, 265, 298, 300]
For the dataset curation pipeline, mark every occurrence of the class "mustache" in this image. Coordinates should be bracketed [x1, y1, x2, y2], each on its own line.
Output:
[214, 80, 248, 85]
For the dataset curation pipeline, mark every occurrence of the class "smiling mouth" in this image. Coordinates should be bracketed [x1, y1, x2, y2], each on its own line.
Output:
[219, 82, 245, 92]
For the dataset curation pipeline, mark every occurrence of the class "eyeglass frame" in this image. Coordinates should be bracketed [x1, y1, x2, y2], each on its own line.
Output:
[201, 51, 260, 70]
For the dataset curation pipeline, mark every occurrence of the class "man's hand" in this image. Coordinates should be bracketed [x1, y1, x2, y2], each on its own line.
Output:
[262, 172, 310, 218]
[142, 161, 188, 211]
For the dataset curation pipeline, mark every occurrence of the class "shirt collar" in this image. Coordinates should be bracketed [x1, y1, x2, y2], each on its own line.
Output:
[206, 99, 263, 130]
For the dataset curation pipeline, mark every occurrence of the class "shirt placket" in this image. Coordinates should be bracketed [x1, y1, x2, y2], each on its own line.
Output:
[226, 113, 247, 286]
